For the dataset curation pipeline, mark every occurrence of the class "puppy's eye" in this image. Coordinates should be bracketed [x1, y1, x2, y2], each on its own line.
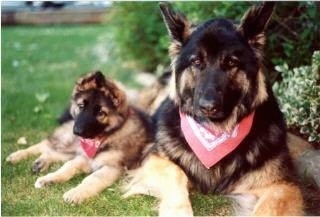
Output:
[98, 109, 107, 117]
[77, 103, 85, 109]
[225, 56, 239, 68]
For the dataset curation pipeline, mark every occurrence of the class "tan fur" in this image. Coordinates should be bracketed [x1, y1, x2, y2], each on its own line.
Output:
[231, 158, 304, 215]
[123, 69, 304, 215]
[6, 121, 77, 172]
[75, 77, 96, 92]
[168, 20, 191, 58]
[249, 183, 304, 216]
[231, 158, 288, 192]
[169, 58, 178, 101]
[234, 71, 250, 93]
[63, 163, 122, 203]
[126, 67, 303, 216]
[7, 72, 151, 204]
[73, 72, 128, 116]
[35, 155, 91, 187]
[249, 33, 266, 48]
[124, 3, 304, 215]
[252, 69, 268, 108]
[6, 140, 49, 164]
[169, 71, 177, 101]
[123, 154, 193, 217]
[35, 150, 124, 204]
[136, 77, 170, 116]
[206, 105, 243, 133]
[179, 68, 196, 98]
[125, 153, 304, 216]
[169, 41, 182, 58]
[32, 110, 149, 204]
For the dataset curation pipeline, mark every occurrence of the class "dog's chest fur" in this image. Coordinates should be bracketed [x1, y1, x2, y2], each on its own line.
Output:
[80, 108, 153, 172]
[154, 94, 294, 194]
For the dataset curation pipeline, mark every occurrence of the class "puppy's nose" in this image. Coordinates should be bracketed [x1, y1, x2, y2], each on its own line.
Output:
[73, 125, 84, 136]
[199, 98, 220, 115]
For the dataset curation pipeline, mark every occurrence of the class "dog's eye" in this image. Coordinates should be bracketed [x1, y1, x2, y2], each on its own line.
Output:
[77, 103, 85, 109]
[98, 109, 107, 117]
[225, 56, 239, 68]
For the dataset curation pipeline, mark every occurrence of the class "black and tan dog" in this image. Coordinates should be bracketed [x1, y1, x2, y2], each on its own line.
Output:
[7, 71, 152, 204]
[124, 2, 304, 216]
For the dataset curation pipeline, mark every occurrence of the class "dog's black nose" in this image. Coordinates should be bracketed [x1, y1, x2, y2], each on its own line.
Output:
[73, 124, 96, 138]
[73, 125, 84, 136]
[199, 98, 220, 115]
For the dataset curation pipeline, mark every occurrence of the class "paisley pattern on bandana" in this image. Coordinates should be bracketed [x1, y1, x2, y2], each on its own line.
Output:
[180, 112, 255, 169]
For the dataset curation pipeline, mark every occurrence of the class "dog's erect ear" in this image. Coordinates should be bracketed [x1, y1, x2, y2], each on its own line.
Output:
[92, 71, 105, 88]
[238, 2, 275, 48]
[76, 71, 106, 91]
[105, 79, 127, 112]
[159, 2, 191, 45]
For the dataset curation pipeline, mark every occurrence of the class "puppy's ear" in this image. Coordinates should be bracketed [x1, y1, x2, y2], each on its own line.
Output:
[159, 2, 191, 57]
[238, 2, 275, 49]
[92, 71, 105, 88]
[105, 79, 127, 112]
[75, 71, 106, 91]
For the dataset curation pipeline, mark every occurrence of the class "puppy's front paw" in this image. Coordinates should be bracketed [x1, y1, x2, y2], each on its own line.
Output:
[34, 176, 54, 188]
[6, 150, 25, 164]
[32, 159, 49, 174]
[63, 187, 87, 204]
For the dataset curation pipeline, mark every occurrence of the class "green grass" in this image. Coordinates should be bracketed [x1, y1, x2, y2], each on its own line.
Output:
[1, 24, 231, 216]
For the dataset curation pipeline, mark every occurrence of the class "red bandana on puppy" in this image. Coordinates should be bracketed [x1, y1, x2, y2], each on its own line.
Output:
[80, 138, 101, 158]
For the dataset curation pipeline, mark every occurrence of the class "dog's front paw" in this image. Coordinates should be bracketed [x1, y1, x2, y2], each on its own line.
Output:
[34, 175, 54, 188]
[32, 159, 49, 174]
[63, 187, 87, 204]
[6, 150, 25, 164]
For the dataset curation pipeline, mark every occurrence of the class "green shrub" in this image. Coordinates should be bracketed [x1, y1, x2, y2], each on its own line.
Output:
[109, 2, 319, 73]
[109, 2, 169, 72]
[109, 2, 249, 72]
[273, 51, 320, 143]
[267, 2, 320, 69]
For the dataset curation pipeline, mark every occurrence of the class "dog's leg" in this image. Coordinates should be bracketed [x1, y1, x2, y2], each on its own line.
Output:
[249, 183, 304, 215]
[6, 140, 48, 164]
[63, 165, 122, 204]
[124, 154, 193, 217]
[32, 151, 75, 173]
[34, 155, 89, 188]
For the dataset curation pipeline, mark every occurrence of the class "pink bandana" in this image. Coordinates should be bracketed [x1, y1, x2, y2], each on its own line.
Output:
[80, 138, 101, 158]
[180, 111, 255, 169]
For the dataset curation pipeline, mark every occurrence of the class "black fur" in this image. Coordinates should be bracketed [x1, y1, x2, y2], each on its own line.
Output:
[154, 89, 294, 193]
[72, 89, 117, 138]
[152, 2, 296, 194]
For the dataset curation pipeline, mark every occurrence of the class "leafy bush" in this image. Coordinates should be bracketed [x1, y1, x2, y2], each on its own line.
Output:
[109, 2, 319, 73]
[109, 2, 250, 72]
[267, 2, 320, 68]
[273, 51, 320, 143]
[109, 2, 169, 72]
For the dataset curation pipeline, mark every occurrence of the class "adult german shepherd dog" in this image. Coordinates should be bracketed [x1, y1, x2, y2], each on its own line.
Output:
[7, 71, 152, 204]
[124, 2, 304, 216]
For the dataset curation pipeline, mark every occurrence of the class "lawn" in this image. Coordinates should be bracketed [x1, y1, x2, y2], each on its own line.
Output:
[1, 24, 231, 216]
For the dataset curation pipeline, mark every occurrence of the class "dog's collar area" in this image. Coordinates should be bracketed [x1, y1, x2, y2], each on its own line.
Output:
[80, 138, 102, 158]
[180, 111, 255, 169]
[80, 108, 135, 158]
